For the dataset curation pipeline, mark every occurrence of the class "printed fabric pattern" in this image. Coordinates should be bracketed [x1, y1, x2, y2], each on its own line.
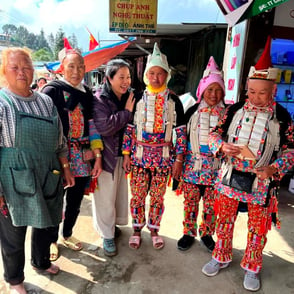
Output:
[129, 165, 169, 231]
[183, 101, 225, 185]
[213, 194, 271, 273]
[122, 93, 186, 169]
[182, 183, 216, 237]
[208, 100, 294, 205]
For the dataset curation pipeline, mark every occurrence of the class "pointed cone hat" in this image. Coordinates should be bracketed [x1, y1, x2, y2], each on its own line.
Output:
[248, 36, 278, 81]
[143, 42, 171, 86]
[196, 56, 225, 102]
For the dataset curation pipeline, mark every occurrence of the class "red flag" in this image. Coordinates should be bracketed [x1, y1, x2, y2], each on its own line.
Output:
[63, 37, 73, 50]
[86, 27, 99, 51]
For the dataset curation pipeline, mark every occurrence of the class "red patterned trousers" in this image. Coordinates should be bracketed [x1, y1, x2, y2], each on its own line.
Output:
[213, 194, 271, 273]
[182, 182, 216, 237]
[130, 166, 169, 232]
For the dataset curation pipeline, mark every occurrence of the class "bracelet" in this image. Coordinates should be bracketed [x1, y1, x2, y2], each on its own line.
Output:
[176, 159, 183, 163]
[62, 163, 70, 168]
[95, 153, 102, 158]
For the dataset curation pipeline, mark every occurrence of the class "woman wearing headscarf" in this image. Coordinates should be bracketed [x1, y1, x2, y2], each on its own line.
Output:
[42, 48, 103, 258]
[177, 57, 226, 252]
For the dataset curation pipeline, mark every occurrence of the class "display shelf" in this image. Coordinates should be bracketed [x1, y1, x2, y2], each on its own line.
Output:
[272, 63, 294, 67]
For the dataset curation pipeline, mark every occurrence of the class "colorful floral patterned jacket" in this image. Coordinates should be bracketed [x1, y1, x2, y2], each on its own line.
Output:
[122, 89, 186, 170]
[209, 99, 294, 206]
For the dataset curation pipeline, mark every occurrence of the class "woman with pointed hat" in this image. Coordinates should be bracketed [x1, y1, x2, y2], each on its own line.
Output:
[177, 56, 226, 252]
[201, 36, 294, 292]
[122, 43, 187, 250]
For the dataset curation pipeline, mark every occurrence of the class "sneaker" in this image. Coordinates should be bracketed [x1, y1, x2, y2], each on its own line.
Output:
[243, 271, 260, 291]
[202, 259, 229, 277]
[103, 238, 117, 257]
[201, 235, 215, 252]
[177, 235, 195, 251]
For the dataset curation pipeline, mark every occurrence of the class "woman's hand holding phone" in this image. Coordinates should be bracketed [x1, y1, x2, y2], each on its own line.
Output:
[125, 88, 135, 112]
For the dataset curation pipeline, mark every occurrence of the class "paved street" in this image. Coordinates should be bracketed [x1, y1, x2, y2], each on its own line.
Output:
[1, 183, 294, 294]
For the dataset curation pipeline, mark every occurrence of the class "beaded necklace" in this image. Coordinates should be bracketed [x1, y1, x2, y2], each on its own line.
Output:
[229, 100, 275, 160]
[143, 85, 169, 133]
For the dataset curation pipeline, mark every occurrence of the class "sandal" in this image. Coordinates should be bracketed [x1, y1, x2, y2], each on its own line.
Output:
[129, 235, 141, 249]
[10, 283, 27, 294]
[50, 243, 59, 261]
[33, 263, 60, 275]
[151, 235, 165, 250]
[63, 236, 83, 251]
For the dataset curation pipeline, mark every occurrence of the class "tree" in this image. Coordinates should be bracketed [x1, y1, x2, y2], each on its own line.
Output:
[11, 26, 30, 47]
[32, 48, 53, 61]
[37, 28, 50, 51]
[54, 27, 65, 60]
[2, 24, 17, 35]
[27, 32, 37, 50]
[68, 33, 78, 48]
[47, 33, 55, 53]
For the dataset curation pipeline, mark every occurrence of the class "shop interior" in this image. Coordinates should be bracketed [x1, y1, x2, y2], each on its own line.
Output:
[272, 38, 294, 120]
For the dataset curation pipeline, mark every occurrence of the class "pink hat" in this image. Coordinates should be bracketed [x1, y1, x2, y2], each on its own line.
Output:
[196, 56, 225, 103]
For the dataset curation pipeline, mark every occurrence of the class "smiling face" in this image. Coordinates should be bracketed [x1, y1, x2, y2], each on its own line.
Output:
[108, 66, 131, 99]
[202, 82, 224, 106]
[4, 51, 34, 97]
[247, 79, 276, 107]
[145, 66, 168, 89]
[62, 53, 85, 87]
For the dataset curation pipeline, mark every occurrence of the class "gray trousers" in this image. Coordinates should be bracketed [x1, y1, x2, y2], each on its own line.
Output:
[92, 157, 128, 239]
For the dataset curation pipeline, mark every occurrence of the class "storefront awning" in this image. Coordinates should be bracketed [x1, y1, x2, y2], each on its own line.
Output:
[45, 38, 134, 73]
[216, 0, 290, 27]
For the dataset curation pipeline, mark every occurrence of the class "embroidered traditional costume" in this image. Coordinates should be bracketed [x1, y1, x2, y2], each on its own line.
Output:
[179, 57, 226, 250]
[122, 43, 186, 233]
[206, 38, 294, 277]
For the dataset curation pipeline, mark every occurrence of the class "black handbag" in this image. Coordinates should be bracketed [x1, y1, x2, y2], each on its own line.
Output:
[222, 169, 256, 193]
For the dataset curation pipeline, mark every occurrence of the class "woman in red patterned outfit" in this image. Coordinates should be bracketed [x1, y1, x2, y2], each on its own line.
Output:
[177, 57, 226, 252]
[122, 43, 186, 250]
[202, 40, 294, 292]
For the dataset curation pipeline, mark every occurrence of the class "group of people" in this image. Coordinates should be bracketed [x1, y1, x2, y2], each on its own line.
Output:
[0, 40, 293, 294]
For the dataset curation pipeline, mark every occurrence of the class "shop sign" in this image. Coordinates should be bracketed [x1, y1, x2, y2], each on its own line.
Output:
[240, 0, 291, 21]
[109, 0, 157, 34]
[215, 0, 290, 27]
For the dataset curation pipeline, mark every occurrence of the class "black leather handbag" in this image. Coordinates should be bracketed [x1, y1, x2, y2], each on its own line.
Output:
[222, 169, 256, 193]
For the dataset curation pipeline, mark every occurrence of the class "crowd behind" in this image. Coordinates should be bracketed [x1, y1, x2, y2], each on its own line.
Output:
[0, 42, 293, 294]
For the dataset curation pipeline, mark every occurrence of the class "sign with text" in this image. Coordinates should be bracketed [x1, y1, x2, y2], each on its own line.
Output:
[109, 0, 157, 34]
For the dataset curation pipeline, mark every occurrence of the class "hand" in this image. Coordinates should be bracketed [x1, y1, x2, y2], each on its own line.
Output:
[123, 154, 131, 173]
[254, 166, 277, 180]
[172, 160, 183, 180]
[221, 142, 242, 157]
[63, 169, 75, 188]
[125, 91, 135, 112]
[91, 157, 103, 178]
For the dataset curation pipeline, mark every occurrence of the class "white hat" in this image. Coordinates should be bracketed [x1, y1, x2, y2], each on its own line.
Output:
[143, 42, 171, 85]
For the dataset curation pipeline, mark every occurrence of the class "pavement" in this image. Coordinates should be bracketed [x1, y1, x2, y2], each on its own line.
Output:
[0, 181, 294, 294]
